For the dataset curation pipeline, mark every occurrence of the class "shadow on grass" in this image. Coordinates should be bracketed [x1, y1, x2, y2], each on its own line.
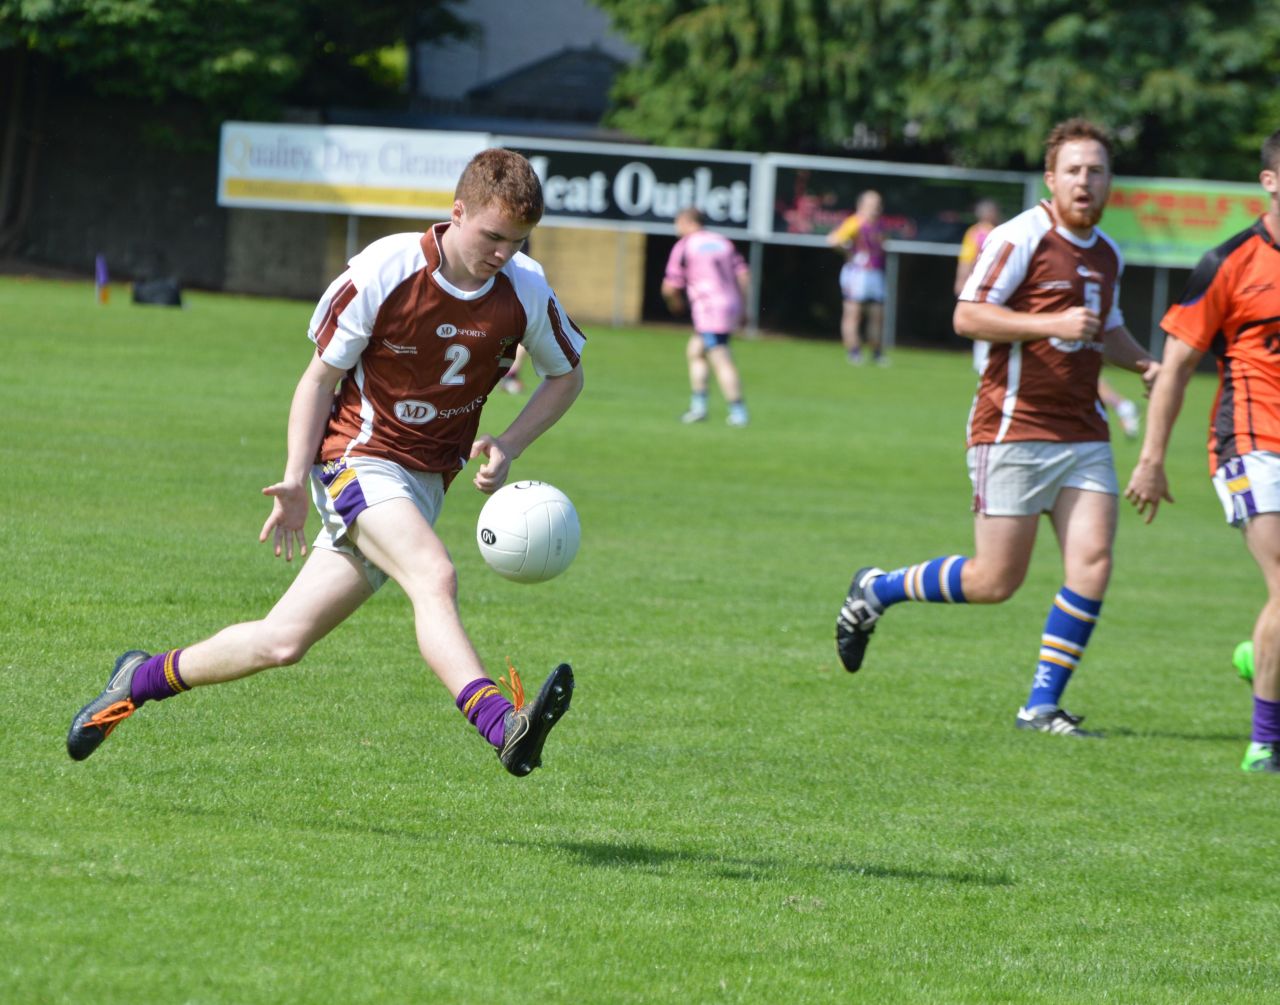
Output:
[510, 838, 1014, 887]
[1102, 727, 1243, 742]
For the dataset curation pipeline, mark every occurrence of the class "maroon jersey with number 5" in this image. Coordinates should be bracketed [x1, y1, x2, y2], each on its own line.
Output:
[959, 200, 1125, 446]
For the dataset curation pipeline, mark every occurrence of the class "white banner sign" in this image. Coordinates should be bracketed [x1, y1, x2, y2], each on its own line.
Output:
[217, 122, 490, 217]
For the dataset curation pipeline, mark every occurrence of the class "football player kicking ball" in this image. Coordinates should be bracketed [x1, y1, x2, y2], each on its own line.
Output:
[836, 118, 1158, 737]
[67, 149, 585, 777]
[1125, 128, 1280, 773]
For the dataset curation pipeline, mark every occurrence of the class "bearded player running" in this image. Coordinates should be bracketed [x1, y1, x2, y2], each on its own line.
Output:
[836, 118, 1158, 737]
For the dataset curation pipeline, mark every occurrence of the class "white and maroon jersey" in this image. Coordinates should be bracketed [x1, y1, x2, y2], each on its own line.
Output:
[959, 200, 1125, 445]
[308, 222, 584, 481]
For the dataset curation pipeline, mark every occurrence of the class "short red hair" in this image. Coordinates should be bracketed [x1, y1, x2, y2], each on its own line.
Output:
[455, 149, 544, 225]
[1044, 118, 1114, 173]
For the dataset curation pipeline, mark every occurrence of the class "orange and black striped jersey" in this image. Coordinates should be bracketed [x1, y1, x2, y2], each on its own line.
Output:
[1161, 217, 1280, 472]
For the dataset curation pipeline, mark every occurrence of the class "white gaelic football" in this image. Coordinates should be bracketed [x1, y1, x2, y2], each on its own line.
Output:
[476, 480, 580, 583]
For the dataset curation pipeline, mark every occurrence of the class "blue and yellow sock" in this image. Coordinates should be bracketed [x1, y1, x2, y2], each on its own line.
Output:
[1026, 587, 1102, 713]
[868, 556, 968, 610]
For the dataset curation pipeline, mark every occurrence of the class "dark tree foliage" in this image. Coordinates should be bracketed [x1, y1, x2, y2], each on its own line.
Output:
[591, 0, 1280, 179]
[0, 1, 468, 249]
[0, 0, 469, 119]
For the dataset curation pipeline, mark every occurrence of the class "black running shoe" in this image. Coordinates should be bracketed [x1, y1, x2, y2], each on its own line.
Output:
[835, 567, 885, 673]
[1014, 706, 1102, 738]
[67, 650, 149, 761]
[498, 663, 574, 777]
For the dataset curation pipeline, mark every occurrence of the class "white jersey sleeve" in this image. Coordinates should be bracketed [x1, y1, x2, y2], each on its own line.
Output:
[306, 234, 428, 370]
[504, 251, 585, 378]
[957, 208, 1047, 305]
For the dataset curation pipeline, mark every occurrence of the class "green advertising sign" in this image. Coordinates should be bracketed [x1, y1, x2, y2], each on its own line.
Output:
[1085, 178, 1265, 268]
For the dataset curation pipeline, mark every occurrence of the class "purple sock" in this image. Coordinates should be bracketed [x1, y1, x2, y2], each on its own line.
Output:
[130, 649, 190, 706]
[1252, 695, 1280, 743]
[456, 678, 512, 749]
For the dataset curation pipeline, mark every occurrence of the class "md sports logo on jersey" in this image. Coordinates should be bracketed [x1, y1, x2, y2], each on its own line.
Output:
[436, 323, 487, 339]
[1049, 337, 1103, 354]
[395, 400, 437, 424]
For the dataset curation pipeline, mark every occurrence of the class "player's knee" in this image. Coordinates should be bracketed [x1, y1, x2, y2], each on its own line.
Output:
[1071, 550, 1112, 593]
[402, 562, 460, 604]
[262, 636, 311, 668]
[983, 577, 1022, 603]
[965, 564, 1025, 603]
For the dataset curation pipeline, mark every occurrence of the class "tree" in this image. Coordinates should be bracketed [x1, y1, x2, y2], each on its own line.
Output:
[0, 1, 471, 115]
[0, 0, 468, 250]
[591, 0, 1280, 180]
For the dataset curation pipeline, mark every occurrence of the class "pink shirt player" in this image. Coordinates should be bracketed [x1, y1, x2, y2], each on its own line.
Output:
[661, 208, 751, 427]
[663, 226, 749, 335]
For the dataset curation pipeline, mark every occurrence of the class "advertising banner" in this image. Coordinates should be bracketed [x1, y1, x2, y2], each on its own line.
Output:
[766, 155, 1030, 251]
[502, 139, 757, 236]
[217, 122, 489, 217]
[218, 121, 1264, 269]
[1099, 179, 1267, 268]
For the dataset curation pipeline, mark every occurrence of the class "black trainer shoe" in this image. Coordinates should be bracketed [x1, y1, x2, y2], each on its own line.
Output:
[835, 567, 885, 673]
[1014, 706, 1102, 738]
[67, 650, 150, 761]
[498, 663, 574, 777]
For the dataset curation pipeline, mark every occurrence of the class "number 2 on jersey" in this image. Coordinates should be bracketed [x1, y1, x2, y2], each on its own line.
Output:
[441, 343, 470, 385]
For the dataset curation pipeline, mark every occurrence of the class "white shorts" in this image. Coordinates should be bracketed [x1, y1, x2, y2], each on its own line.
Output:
[968, 441, 1117, 516]
[1213, 452, 1280, 526]
[839, 263, 885, 303]
[310, 455, 446, 590]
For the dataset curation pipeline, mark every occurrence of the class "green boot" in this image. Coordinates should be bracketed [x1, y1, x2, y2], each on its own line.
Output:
[1241, 741, 1280, 773]
[1233, 640, 1255, 683]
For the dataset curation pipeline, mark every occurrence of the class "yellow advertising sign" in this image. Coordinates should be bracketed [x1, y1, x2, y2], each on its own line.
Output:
[218, 122, 488, 218]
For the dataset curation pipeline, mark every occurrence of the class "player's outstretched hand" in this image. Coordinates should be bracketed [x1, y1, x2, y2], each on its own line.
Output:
[1124, 461, 1173, 524]
[470, 435, 512, 494]
[259, 480, 310, 560]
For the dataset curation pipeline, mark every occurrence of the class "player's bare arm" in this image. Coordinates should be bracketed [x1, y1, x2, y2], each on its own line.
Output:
[470, 366, 585, 493]
[824, 226, 849, 248]
[259, 354, 345, 559]
[1125, 335, 1203, 523]
[660, 280, 686, 315]
[1100, 325, 1160, 389]
[953, 300, 1099, 343]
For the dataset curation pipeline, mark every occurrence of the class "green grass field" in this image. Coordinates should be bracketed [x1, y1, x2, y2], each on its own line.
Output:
[2, 275, 1277, 1004]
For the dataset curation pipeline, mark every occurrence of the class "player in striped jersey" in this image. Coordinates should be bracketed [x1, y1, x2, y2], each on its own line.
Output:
[68, 150, 585, 777]
[836, 119, 1158, 737]
[1126, 128, 1280, 773]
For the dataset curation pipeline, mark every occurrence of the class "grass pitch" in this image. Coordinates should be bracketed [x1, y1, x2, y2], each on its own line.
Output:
[2, 276, 1277, 1004]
